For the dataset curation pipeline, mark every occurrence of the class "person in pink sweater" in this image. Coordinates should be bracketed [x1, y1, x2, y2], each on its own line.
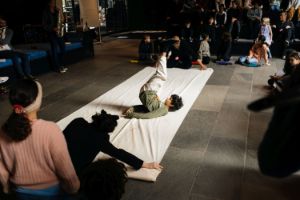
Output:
[0, 79, 79, 199]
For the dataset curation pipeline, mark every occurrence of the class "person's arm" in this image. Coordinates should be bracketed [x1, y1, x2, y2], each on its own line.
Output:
[0, 155, 9, 194]
[126, 105, 168, 119]
[49, 123, 80, 194]
[0, 29, 13, 47]
[197, 42, 207, 69]
[100, 139, 143, 169]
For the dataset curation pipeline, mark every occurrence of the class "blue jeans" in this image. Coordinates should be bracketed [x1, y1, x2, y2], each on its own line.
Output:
[0, 50, 31, 78]
[48, 32, 65, 70]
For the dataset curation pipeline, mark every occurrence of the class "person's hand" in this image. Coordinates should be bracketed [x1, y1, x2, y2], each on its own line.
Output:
[142, 162, 163, 170]
[286, 25, 291, 29]
[232, 17, 237, 23]
[122, 107, 133, 117]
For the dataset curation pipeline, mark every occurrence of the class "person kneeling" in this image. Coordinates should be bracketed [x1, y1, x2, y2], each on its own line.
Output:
[63, 110, 162, 176]
[237, 35, 270, 67]
[125, 52, 183, 119]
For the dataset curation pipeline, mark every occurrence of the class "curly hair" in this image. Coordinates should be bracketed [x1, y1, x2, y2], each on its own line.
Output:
[80, 159, 128, 200]
[91, 110, 119, 133]
[2, 79, 38, 141]
[169, 94, 183, 111]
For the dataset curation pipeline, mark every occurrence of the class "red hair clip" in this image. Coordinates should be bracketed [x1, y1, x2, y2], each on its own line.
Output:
[13, 104, 25, 114]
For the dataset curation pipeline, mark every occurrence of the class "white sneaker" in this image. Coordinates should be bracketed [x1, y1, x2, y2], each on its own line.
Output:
[0, 77, 9, 84]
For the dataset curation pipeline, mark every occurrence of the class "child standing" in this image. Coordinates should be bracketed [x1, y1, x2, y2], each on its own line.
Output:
[258, 17, 273, 59]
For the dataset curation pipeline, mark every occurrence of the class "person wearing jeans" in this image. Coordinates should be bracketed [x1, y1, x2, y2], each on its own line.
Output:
[43, 0, 67, 73]
[0, 18, 35, 80]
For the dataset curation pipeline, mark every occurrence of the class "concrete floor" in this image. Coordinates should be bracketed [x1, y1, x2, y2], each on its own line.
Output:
[0, 38, 299, 200]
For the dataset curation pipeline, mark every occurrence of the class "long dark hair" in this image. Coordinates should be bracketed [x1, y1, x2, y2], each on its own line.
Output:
[2, 79, 38, 141]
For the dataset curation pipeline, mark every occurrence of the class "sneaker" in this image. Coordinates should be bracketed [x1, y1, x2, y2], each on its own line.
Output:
[0, 76, 9, 84]
[61, 66, 68, 71]
[59, 67, 68, 73]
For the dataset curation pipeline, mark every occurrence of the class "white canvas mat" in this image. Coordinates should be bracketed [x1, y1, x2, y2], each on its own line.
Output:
[57, 67, 213, 181]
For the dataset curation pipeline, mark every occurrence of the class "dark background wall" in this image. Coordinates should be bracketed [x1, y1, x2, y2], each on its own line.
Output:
[1, 0, 48, 44]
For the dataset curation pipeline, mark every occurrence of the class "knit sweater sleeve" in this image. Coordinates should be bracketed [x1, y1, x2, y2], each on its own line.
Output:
[48, 123, 80, 194]
[0, 153, 9, 193]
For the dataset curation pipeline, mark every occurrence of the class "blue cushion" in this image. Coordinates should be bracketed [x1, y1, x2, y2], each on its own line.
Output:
[65, 42, 82, 51]
[0, 59, 13, 69]
[26, 50, 47, 60]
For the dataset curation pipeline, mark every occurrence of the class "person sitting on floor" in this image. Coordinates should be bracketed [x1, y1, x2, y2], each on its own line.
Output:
[79, 159, 127, 200]
[138, 34, 155, 64]
[63, 109, 163, 176]
[0, 79, 79, 199]
[196, 33, 211, 70]
[268, 50, 298, 90]
[237, 35, 270, 67]
[167, 36, 197, 69]
[0, 17, 36, 80]
[0, 76, 9, 94]
[125, 52, 183, 119]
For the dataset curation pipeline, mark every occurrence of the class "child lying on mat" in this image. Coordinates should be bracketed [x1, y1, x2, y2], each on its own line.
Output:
[63, 110, 162, 176]
[125, 52, 183, 119]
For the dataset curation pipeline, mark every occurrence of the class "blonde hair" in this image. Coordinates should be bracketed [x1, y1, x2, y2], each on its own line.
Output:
[262, 17, 270, 25]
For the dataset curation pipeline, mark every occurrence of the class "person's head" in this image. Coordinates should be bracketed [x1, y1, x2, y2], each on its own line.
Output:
[143, 35, 151, 43]
[232, 0, 238, 8]
[208, 17, 214, 25]
[80, 159, 127, 200]
[219, 4, 225, 12]
[2, 80, 43, 142]
[48, 0, 56, 8]
[165, 94, 183, 111]
[172, 35, 181, 49]
[91, 110, 119, 133]
[262, 17, 270, 25]
[202, 33, 209, 41]
[0, 17, 7, 28]
[279, 11, 287, 22]
[288, 52, 300, 67]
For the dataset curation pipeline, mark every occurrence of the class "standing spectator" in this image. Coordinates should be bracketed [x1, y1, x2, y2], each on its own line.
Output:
[215, 4, 227, 29]
[247, 2, 263, 39]
[0, 17, 35, 80]
[226, 0, 242, 40]
[43, 0, 68, 73]
[0, 79, 79, 199]
[258, 17, 273, 58]
[217, 32, 232, 62]
[274, 11, 295, 59]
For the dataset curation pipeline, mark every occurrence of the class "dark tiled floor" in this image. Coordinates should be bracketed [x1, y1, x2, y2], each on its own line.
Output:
[0, 38, 298, 200]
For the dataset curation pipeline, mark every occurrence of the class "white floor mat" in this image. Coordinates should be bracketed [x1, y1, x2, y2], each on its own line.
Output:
[57, 67, 213, 181]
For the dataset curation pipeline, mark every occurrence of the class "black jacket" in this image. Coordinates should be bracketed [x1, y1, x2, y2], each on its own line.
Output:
[63, 118, 143, 175]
